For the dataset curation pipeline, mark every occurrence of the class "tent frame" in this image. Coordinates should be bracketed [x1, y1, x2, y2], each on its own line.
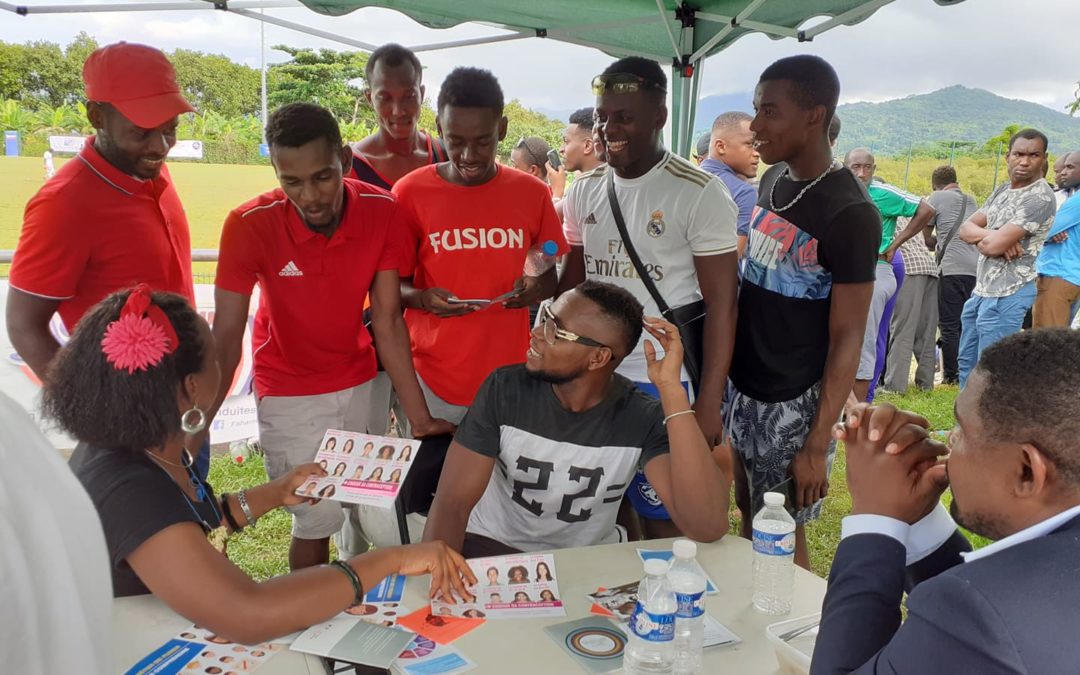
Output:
[2, 0, 900, 155]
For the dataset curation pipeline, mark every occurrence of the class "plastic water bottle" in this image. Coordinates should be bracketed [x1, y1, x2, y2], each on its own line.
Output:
[228, 437, 263, 465]
[228, 440, 250, 464]
[752, 492, 796, 615]
[625, 558, 677, 674]
[669, 539, 706, 675]
[523, 239, 559, 276]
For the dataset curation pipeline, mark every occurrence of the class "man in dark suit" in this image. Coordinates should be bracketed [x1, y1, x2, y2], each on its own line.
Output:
[812, 327, 1080, 674]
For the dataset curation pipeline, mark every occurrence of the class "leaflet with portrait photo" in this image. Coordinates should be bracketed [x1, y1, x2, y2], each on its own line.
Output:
[430, 552, 565, 619]
[124, 624, 283, 674]
[294, 430, 418, 509]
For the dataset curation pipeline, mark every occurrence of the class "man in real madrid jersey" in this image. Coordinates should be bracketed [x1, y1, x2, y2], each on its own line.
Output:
[423, 281, 731, 556]
[557, 56, 739, 539]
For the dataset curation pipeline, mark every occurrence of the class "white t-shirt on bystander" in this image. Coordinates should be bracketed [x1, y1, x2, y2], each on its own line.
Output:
[0, 392, 113, 675]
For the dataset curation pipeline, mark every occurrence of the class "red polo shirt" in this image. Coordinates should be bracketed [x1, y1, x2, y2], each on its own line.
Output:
[10, 137, 195, 331]
[215, 179, 404, 398]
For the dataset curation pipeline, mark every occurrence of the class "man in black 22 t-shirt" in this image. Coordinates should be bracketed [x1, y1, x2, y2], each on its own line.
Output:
[724, 55, 880, 569]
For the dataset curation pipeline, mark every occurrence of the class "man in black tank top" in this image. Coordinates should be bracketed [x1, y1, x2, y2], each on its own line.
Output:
[349, 43, 446, 189]
[347, 45, 448, 546]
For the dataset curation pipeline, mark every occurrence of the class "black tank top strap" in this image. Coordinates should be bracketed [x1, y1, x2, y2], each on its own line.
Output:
[428, 133, 448, 163]
[351, 131, 445, 189]
[350, 154, 393, 190]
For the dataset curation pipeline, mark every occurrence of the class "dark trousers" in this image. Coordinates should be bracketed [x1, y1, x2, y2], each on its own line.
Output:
[938, 274, 975, 384]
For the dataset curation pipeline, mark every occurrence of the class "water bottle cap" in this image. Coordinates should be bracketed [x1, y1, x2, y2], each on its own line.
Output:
[763, 492, 786, 507]
[541, 240, 558, 255]
[643, 558, 669, 576]
[672, 539, 697, 559]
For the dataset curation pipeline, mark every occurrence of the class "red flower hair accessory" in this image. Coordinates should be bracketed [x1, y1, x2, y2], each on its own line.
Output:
[101, 284, 179, 373]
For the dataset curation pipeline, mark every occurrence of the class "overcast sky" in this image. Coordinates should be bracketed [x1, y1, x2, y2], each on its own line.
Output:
[2, 0, 1078, 115]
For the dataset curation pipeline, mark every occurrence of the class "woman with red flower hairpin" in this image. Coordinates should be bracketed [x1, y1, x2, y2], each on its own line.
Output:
[45, 286, 476, 645]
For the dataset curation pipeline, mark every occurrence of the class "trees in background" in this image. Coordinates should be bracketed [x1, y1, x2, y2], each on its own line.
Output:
[0, 33, 567, 164]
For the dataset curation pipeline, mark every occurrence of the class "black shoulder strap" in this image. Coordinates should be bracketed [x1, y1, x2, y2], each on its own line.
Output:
[605, 169, 673, 316]
[935, 190, 969, 266]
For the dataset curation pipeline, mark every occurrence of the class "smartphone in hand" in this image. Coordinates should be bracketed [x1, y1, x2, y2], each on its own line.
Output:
[547, 149, 562, 171]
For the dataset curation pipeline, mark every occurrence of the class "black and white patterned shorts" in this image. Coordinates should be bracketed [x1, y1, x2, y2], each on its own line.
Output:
[722, 380, 836, 524]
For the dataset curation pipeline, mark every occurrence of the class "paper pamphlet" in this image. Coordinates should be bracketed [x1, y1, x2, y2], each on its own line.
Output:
[392, 634, 476, 675]
[124, 625, 283, 675]
[431, 552, 565, 619]
[295, 430, 417, 508]
[289, 619, 414, 669]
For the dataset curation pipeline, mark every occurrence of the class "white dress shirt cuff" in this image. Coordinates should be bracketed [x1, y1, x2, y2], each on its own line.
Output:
[841, 514, 910, 547]
[904, 502, 957, 565]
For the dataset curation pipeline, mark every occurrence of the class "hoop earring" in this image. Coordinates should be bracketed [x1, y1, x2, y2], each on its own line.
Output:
[181, 406, 206, 434]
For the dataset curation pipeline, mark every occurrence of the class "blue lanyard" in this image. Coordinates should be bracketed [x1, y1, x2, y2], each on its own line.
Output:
[148, 456, 223, 532]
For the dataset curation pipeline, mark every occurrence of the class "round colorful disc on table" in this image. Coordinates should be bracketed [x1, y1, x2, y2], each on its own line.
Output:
[565, 625, 626, 659]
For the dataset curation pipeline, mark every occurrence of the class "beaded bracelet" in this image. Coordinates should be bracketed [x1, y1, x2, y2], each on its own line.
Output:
[329, 560, 364, 607]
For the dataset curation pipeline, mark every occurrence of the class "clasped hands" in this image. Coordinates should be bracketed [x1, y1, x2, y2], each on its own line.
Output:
[834, 403, 950, 525]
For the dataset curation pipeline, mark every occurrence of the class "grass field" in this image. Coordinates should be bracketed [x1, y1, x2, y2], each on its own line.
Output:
[0, 152, 1007, 263]
[0, 156, 278, 278]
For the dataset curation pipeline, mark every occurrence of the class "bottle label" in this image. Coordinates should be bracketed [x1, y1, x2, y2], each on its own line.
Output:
[753, 529, 796, 556]
[675, 591, 705, 618]
[629, 602, 675, 642]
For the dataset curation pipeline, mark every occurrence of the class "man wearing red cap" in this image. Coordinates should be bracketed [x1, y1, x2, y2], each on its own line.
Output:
[7, 42, 203, 464]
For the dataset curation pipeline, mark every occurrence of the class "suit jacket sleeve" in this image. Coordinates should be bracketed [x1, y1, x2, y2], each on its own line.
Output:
[905, 529, 970, 591]
[812, 532, 1022, 675]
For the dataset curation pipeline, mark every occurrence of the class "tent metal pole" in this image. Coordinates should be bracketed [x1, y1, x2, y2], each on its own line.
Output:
[678, 68, 693, 157]
[695, 12, 800, 39]
[410, 32, 532, 53]
[739, 19, 799, 38]
[673, 3, 695, 157]
[260, 8, 268, 139]
[543, 29, 670, 60]
[654, 0, 682, 58]
[1, 0, 295, 13]
[668, 69, 682, 153]
[690, 0, 767, 62]
[228, 7, 378, 50]
[685, 57, 703, 158]
[800, 0, 896, 39]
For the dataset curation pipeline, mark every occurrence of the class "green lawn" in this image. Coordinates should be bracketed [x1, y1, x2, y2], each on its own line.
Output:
[211, 386, 972, 582]
[0, 156, 277, 278]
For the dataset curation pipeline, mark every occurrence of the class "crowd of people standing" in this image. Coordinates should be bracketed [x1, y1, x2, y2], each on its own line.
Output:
[5, 39, 1080, 675]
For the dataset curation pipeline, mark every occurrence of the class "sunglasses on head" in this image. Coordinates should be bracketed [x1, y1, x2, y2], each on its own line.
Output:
[516, 137, 547, 167]
[590, 73, 667, 97]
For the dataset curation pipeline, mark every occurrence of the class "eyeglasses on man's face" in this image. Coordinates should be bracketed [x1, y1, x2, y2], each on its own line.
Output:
[540, 304, 608, 350]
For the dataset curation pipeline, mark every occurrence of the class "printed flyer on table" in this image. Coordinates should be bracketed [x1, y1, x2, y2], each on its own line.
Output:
[124, 625, 283, 674]
[295, 430, 417, 508]
[431, 553, 565, 619]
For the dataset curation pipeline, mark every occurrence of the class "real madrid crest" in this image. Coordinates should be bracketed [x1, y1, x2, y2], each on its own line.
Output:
[646, 210, 666, 238]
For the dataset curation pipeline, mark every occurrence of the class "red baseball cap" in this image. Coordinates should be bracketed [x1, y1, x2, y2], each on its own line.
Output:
[83, 42, 195, 129]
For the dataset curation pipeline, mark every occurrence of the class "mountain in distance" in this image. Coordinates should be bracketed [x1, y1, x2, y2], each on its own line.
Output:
[691, 85, 1080, 156]
[534, 106, 578, 124]
[692, 91, 755, 140]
